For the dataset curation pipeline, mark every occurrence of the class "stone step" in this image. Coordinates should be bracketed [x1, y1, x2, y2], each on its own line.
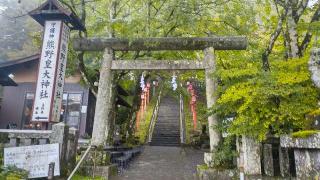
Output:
[153, 131, 180, 134]
[155, 121, 179, 124]
[151, 136, 180, 142]
[151, 96, 181, 146]
[151, 142, 180, 145]
[153, 129, 179, 132]
[153, 125, 179, 128]
[154, 122, 179, 125]
[157, 118, 179, 120]
[156, 120, 179, 122]
[153, 133, 179, 135]
[149, 142, 180, 146]
[154, 124, 179, 127]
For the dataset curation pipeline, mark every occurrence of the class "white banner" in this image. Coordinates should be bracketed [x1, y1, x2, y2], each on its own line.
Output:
[32, 20, 70, 122]
[4, 144, 60, 178]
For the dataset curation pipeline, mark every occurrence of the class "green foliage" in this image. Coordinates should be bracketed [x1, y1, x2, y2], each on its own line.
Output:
[292, 130, 320, 138]
[0, 166, 29, 180]
[71, 174, 104, 180]
[135, 95, 158, 144]
[61, 0, 320, 149]
[0, 0, 41, 60]
[197, 164, 209, 170]
[212, 136, 237, 168]
[214, 56, 319, 141]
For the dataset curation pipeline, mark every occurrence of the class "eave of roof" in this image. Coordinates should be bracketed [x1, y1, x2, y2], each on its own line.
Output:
[0, 54, 40, 68]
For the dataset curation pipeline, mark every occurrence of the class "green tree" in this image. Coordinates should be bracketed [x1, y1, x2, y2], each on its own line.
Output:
[57, 0, 320, 142]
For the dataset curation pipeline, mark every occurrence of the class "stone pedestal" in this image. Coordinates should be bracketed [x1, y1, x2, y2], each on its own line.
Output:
[50, 122, 69, 162]
[81, 164, 117, 180]
[50, 122, 69, 176]
[197, 165, 238, 180]
[237, 136, 262, 175]
[66, 127, 79, 170]
[279, 147, 290, 177]
[280, 133, 320, 179]
[263, 144, 274, 176]
[204, 152, 215, 168]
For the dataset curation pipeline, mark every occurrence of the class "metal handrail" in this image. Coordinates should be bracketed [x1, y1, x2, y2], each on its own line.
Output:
[147, 90, 162, 143]
[179, 94, 186, 144]
[67, 145, 93, 180]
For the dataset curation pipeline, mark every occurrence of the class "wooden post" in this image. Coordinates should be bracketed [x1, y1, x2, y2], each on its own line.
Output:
[48, 162, 55, 180]
[91, 48, 114, 146]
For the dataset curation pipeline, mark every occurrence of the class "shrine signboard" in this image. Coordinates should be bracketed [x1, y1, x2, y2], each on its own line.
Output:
[31, 20, 70, 122]
[4, 144, 60, 178]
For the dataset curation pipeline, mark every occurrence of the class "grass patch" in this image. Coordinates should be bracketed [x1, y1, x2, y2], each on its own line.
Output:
[135, 96, 157, 144]
[184, 95, 193, 144]
[197, 164, 209, 170]
[0, 166, 29, 180]
[71, 174, 105, 180]
[291, 130, 320, 138]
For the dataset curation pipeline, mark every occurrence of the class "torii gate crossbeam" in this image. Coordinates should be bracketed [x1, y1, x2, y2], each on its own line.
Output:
[73, 36, 247, 51]
[111, 60, 205, 70]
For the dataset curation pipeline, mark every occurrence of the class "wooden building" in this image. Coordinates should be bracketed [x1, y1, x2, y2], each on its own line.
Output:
[0, 54, 96, 137]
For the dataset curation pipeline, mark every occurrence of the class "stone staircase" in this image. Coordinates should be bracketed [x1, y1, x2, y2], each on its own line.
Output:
[150, 96, 180, 146]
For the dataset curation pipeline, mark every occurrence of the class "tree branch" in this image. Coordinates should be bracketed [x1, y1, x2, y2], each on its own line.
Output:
[294, 0, 309, 23]
[299, 3, 320, 56]
[68, 0, 97, 96]
[261, 1, 288, 71]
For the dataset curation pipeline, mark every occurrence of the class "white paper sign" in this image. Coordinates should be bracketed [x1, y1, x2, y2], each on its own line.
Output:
[4, 144, 60, 178]
[32, 20, 70, 122]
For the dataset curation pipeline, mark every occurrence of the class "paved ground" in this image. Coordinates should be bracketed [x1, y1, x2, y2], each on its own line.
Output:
[111, 146, 204, 180]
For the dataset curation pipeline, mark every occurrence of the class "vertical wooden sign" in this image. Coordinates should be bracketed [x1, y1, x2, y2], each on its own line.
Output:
[32, 20, 70, 123]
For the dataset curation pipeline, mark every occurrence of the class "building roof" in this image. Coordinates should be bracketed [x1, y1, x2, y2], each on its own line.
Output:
[29, 0, 85, 31]
[0, 54, 40, 86]
[0, 54, 40, 69]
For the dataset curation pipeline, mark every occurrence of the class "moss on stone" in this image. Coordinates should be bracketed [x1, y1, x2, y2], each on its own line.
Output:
[71, 174, 105, 180]
[291, 130, 320, 138]
[197, 164, 209, 170]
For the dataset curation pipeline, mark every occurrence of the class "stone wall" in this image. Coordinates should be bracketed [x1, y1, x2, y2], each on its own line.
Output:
[280, 133, 320, 178]
[237, 136, 262, 175]
[0, 122, 79, 175]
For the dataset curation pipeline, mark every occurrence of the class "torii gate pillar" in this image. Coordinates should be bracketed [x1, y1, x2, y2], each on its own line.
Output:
[204, 47, 221, 167]
[91, 48, 114, 146]
[204, 47, 220, 151]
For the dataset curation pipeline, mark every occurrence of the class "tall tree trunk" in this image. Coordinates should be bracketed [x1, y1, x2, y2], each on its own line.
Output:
[286, 4, 300, 58]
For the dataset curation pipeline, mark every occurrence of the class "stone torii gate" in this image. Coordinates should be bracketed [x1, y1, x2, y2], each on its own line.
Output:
[73, 37, 247, 163]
